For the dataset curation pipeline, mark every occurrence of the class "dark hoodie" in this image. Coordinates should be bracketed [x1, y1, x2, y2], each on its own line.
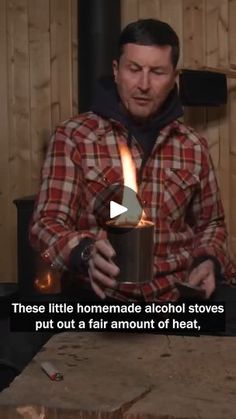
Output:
[92, 76, 183, 158]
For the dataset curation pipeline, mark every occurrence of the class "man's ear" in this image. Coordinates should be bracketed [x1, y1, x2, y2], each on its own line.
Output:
[112, 60, 119, 83]
[172, 68, 180, 89]
[174, 68, 180, 80]
[173, 68, 180, 84]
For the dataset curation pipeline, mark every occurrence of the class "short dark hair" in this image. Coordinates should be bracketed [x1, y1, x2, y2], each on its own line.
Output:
[118, 19, 180, 68]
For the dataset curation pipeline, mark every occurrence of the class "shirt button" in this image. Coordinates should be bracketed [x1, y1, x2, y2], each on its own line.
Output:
[42, 252, 50, 260]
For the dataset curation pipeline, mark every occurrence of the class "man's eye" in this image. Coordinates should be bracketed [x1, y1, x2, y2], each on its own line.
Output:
[152, 69, 165, 75]
[130, 67, 140, 72]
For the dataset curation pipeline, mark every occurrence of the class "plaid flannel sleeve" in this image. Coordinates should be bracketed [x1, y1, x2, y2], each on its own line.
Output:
[29, 124, 95, 270]
[188, 137, 230, 275]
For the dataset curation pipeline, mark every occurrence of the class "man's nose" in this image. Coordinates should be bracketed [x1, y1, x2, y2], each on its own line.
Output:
[138, 72, 150, 91]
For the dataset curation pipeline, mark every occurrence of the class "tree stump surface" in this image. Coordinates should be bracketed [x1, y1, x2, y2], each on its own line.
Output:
[0, 333, 235, 418]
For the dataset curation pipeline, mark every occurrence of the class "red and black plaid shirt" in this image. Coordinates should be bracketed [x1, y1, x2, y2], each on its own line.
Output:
[30, 112, 236, 301]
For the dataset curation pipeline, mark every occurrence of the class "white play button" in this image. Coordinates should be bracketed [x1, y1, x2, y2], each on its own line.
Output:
[110, 201, 128, 219]
[93, 184, 143, 229]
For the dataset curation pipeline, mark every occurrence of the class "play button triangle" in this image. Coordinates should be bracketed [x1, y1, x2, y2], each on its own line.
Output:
[110, 201, 128, 219]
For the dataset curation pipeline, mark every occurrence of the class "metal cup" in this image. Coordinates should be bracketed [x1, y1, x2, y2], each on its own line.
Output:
[106, 221, 154, 283]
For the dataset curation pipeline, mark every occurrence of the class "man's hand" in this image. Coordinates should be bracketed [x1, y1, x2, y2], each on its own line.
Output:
[188, 259, 216, 299]
[88, 234, 119, 299]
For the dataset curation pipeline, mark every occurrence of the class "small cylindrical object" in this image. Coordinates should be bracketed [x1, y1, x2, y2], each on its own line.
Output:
[41, 361, 63, 381]
[106, 220, 154, 283]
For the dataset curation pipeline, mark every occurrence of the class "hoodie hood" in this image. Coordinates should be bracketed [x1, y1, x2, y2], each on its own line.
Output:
[91, 76, 183, 155]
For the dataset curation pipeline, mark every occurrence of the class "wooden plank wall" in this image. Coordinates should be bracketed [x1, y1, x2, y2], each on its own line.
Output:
[0, 0, 78, 282]
[122, 0, 236, 260]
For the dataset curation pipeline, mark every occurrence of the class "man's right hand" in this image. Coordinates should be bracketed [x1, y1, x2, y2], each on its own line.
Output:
[88, 237, 119, 299]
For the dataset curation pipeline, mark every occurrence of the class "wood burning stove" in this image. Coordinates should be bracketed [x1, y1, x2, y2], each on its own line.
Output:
[14, 196, 36, 295]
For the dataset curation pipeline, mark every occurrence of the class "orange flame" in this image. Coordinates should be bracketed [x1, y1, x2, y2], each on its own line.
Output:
[35, 272, 54, 292]
[34, 268, 61, 294]
[119, 143, 138, 193]
[114, 142, 146, 225]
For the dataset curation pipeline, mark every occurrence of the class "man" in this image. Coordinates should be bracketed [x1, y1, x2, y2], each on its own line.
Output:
[30, 18, 236, 307]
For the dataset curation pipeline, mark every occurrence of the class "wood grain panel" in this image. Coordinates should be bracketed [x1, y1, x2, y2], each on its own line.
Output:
[160, 0, 183, 67]
[218, 1, 230, 228]
[28, 0, 51, 192]
[205, 0, 230, 227]
[229, 0, 236, 67]
[0, 0, 77, 282]
[7, 0, 31, 282]
[0, 0, 14, 281]
[50, 0, 73, 128]
[138, 0, 161, 18]
[205, 0, 220, 174]
[7, 0, 31, 198]
[121, 0, 139, 27]
[183, 0, 205, 67]
[182, 0, 206, 136]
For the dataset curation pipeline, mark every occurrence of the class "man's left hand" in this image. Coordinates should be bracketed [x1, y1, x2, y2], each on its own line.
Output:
[188, 259, 216, 299]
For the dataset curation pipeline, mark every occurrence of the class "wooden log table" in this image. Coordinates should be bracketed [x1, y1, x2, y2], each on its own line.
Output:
[0, 332, 236, 418]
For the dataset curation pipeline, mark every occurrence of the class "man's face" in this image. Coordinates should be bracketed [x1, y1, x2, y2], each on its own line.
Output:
[113, 43, 178, 122]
